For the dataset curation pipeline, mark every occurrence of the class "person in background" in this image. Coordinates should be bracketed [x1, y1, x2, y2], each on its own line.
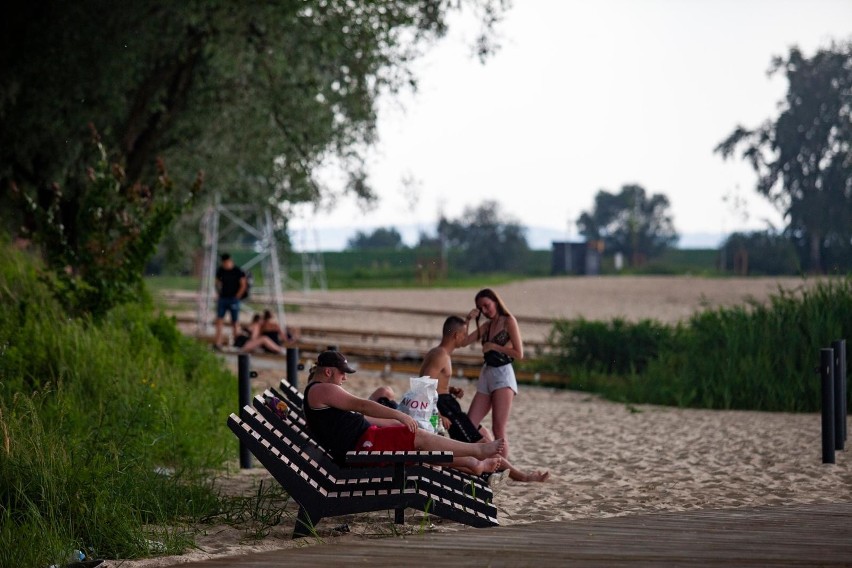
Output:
[460, 288, 523, 460]
[213, 253, 247, 350]
[260, 309, 300, 345]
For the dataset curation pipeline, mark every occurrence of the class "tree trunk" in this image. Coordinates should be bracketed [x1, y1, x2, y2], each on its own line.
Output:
[809, 231, 823, 274]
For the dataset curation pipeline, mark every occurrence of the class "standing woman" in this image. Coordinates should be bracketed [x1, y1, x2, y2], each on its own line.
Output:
[461, 288, 523, 459]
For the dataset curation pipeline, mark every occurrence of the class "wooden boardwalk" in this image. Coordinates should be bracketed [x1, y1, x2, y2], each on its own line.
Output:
[183, 502, 852, 566]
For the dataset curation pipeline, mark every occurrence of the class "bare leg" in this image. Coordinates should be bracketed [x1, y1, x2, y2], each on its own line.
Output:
[239, 336, 285, 354]
[490, 387, 514, 459]
[447, 455, 503, 476]
[369, 386, 395, 402]
[214, 318, 224, 347]
[498, 457, 549, 482]
[466, 391, 492, 433]
[414, 428, 504, 459]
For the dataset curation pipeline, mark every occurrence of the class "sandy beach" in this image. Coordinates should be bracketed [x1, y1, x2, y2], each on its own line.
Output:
[112, 276, 852, 566]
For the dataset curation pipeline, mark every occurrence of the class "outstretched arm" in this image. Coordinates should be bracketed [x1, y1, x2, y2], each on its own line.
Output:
[308, 383, 418, 432]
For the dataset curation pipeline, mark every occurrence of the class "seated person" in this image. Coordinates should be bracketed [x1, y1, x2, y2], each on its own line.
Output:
[261, 309, 299, 346]
[303, 350, 504, 476]
[420, 316, 549, 483]
[238, 313, 286, 356]
[233, 313, 261, 349]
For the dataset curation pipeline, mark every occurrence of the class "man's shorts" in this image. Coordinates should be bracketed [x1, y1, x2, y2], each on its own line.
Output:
[437, 393, 483, 443]
[354, 425, 415, 452]
[216, 297, 240, 322]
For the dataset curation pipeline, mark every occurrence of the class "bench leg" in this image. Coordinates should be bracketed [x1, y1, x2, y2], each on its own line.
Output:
[293, 506, 320, 538]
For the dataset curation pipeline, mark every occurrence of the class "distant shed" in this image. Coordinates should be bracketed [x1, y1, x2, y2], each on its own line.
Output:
[551, 241, 603, 276]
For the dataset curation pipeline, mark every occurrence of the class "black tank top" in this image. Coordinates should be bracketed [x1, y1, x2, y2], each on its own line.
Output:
[303, 381, 371, 465]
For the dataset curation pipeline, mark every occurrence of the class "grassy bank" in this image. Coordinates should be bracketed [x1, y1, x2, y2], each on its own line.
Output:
[0, 245, 241, 566]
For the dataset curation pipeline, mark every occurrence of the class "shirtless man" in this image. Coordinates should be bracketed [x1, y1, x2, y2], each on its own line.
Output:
[420, 316, 549, 483]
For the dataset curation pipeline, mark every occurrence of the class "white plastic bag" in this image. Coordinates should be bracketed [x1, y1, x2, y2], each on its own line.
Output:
[399, 376, 440, 433]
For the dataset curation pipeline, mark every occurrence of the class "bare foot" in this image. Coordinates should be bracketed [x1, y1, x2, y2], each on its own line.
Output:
[476, 438, 504, 459]
[474, 456, 502, 475]
[516, 470, 550, 483]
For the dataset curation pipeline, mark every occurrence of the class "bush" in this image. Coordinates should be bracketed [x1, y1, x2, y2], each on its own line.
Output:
[0, 243, 237, 565]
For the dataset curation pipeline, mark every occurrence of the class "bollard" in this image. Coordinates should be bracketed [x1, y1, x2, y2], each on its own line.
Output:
[238, 353, 252, 469]
[286, 347, 300, 389]
[820, 348, 835, 464]
[832, 339, 847, 445]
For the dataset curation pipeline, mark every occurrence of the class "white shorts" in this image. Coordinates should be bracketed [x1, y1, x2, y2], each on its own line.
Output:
[476, 364, 518, 395]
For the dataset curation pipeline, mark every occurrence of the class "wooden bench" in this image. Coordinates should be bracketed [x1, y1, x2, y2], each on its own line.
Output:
[253, 390, 494, 500]
[229, 400, 498, 538]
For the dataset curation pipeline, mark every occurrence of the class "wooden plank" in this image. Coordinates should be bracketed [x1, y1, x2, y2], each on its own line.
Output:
[174, 503, 852, 566]
[157, 291, 556, 325]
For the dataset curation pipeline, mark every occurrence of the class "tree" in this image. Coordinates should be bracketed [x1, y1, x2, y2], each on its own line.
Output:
[440, 200, 529, 273]
[0, 1, 508, 252]
[715, 42, 852, 273]
[13, 126, 201, 317]
[346, 227, 406, 250]
[576, 184, 678, 266]
[722, 230, 801, 276]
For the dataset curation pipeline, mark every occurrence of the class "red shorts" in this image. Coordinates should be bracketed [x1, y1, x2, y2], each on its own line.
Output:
[355, 425, 416, 452]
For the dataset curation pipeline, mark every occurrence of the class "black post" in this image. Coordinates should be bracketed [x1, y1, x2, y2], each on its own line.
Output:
[286, 347, 299, 389]
[820, 348, 835, 464]
[832, 339, 847, 445]
[238, 353, 252, 469]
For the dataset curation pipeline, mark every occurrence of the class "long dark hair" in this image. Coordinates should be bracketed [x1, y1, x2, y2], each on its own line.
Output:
[473, 288, 511, 341]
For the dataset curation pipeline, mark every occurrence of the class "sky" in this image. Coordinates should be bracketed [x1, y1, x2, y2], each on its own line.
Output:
[288, 0, 852, 251]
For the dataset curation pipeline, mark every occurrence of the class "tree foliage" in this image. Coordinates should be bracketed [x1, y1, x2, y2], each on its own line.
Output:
[440, 200, 529, 273]
[11, 127, 201, 317]
[715, 41, 852, 273]
[577, 184, 678, 265]
[346, 226, 406, 250]
[0, 0, 508, 253]
[722, 230, 801, 276]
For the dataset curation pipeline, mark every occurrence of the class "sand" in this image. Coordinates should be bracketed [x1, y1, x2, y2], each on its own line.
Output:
[108, 276, 852, 566]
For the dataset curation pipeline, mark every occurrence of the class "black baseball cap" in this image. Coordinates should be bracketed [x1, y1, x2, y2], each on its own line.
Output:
[316, 350, 356, 373]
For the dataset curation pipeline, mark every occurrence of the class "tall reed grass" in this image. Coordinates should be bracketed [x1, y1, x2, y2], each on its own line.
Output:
[549, 277, 852, 411]
[0, 244, 238, 566]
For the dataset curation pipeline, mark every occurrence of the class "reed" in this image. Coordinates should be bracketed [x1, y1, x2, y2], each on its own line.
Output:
[549, 277, 852, 411]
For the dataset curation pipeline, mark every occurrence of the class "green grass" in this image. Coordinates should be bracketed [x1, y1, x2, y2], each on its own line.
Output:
[0, 244, 250, 566]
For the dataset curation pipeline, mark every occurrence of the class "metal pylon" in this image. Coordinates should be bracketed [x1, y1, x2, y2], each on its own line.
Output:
[197, 197, 287, 336]
[300, 226, 327, 292]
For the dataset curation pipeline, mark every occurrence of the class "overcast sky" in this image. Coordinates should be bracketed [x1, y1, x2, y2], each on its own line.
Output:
[289, 0, 852, 251]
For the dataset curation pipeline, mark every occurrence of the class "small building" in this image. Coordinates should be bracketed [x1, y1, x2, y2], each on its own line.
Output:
[551, 241, 603, 276]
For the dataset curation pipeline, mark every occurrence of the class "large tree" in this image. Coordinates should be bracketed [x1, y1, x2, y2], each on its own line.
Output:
[440, 200, 529, 273]
[0, 0, 508, 245]
[576, 184, 678, 266]
[715, 42, 852, 273]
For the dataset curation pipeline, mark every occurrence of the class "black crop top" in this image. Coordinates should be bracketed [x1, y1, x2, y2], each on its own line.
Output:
[303, 381, 371, 465]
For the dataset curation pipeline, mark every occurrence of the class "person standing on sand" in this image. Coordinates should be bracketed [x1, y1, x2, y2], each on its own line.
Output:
[421, 316, 549, 483]
[303, 350, 505, 476]
[460, 288, 523, 460]
[213, 253, 247, 350]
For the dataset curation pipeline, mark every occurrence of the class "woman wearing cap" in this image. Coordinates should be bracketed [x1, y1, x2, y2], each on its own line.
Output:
[460, 288, 523, 460]
[303, 350, 505, 475]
